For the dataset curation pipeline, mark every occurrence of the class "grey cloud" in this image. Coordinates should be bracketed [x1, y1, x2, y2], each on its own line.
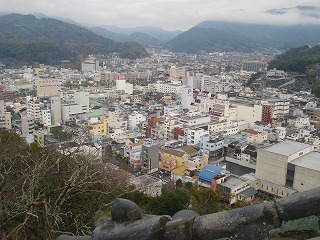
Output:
[1, 0, 320, 30]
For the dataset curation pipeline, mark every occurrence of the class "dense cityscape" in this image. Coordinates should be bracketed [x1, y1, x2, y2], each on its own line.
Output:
[1, 4, 320, 240]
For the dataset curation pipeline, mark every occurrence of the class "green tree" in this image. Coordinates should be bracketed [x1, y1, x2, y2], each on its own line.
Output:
[146, 189, 190, 216]
[312, 85, 320, 98]
[189, 186, 227, 215]
[176, 179, 183, 188]
[0, 131, 130, 239]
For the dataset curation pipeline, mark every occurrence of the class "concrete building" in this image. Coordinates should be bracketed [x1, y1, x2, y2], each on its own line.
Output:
[180, 115, 211, 128]
[181, 86, 193, 109]
[210, 94, 230, 122]
[20, 115, 35, 143]
[155, 83, 183, 95]
[287, 116, 310, 128]
[159, 149, 189, 174]
[219, 176, 251, 204]
[163, 117, 183, 141]
[200, 135, 224, 159]
[21, 115, 35, 136]
[116, 76, 126, 91]
[141, 141, 160, 174]
[61, 92, 89, 122]
[245, 129, 268, 144]
[255, 140, 320, 197]
[108, 109, 127, 130]
[0, 100, 11, 130]
[35, 78, 60, 98]
[27, 98, 41, 121]
[194, 91, 211, 113]
[81, 57, 99, 72]
[50, 97, 62, 125]
[242, 61, 267, 72]
[89, 116, 109, 136]
[40, 109, 52, 127]
[169, 66, 186, 79]
[100, 70, 118, 88]
[234, 103, 263, 128]
[185, 127, 209, 146]
[126, 140, 145, 171]
[128, 112, 147, 131]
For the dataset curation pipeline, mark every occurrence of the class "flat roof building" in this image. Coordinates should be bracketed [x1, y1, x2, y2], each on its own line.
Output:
[255, 140, 320, 196]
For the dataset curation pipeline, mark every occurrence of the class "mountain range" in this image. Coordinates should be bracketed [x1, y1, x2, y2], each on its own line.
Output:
[1, 11, 320, 66]
[33, 13, 182, 45]
[165, 21, 320, 53]
[54, 12, 320, 52]
[0, 14, 149, 66]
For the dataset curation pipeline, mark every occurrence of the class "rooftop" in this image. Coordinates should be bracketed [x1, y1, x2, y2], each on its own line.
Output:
[177, 145, 199, 156]
[263, 140, 311, 156]
[172, 165, 188, 176]
[220, 176, 247, 188]
[198, 165, 224, 182]
[164, 149, 186, 157]
[239, 187, 258, 198]
[246, 129, 262, 135]
[291, 152, 320, 172]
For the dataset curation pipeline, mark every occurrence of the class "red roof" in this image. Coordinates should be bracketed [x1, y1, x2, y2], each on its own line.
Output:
[246, 129, 261, 135]
[0, 85, 5, 91]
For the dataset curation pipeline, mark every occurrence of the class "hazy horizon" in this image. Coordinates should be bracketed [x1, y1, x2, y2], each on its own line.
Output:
[1, 0, 320, 31]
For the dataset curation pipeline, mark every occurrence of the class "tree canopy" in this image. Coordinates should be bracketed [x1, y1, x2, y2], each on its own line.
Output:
[0, 131, 130, 239]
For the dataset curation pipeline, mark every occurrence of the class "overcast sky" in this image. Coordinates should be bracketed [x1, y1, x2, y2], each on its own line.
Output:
[1, 0, 320, 31]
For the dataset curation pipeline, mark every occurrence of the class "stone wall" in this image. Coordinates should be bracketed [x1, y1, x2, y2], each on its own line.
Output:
[57, 187, 320, 240]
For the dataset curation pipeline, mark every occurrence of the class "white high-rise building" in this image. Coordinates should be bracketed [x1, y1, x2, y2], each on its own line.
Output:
[50, 97, 62, 125]
[0, 100, 11, 130]
[40, 109, 52, 127]
[181, 86, 193, 109]
[61, 92, 90, 122]
[27, 98, 41, 121]
[116, 76, 126, 91]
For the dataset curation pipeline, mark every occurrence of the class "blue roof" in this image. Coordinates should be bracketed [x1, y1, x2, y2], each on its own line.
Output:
[198, 165, 224, 183]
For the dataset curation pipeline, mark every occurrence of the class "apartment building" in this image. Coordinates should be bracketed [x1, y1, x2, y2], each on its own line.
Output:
[185, 127, 209, 146]
[40, 109, 52, 127]
[0, 100, 11, 130]
[89, 117, 109, 136]
[200, 135, 224, 159]
[159, 149, 189, 173]
[141, 142, 160, 174]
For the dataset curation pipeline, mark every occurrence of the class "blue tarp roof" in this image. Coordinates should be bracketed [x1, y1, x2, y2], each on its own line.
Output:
[198, 165, 224, 183]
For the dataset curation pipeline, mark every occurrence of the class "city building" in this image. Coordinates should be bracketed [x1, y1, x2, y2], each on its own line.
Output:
[242, 61, 267, 72]
[200, 134, 224, 159]
[141, 141, 160, 174]
[89, 116, 109, 136]
[159, 149, 189, 173]
[40, 109, 52, 127]
[35, 78, 60, 98]
[198, 164, 229, 190]
[255, 140, 320, 197]
[61, 92, 89, 122]
[181, 86, 193, 109]
[0, 100, 11, 130]
[50, 97, 62, 125]
[81, 57, 99, 72]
